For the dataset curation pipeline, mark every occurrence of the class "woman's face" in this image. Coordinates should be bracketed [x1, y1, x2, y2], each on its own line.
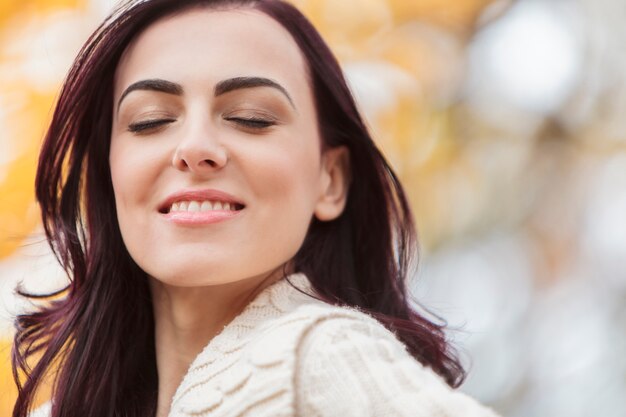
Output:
[110, 7, 347, 287]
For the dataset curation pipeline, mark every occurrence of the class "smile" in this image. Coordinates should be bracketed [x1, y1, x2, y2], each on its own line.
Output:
[158, 188, 246, 225]
[158, 188, 246, 214]
[168, 200, 244, 213]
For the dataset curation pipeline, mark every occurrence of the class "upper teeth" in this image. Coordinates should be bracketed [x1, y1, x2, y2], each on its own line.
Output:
[170, 200, 236, 212]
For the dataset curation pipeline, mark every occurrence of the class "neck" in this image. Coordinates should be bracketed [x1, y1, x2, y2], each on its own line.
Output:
[149, 267, 287, 417]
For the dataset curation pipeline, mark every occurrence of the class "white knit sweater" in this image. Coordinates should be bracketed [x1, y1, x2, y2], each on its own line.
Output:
[32, 273, 499, 417]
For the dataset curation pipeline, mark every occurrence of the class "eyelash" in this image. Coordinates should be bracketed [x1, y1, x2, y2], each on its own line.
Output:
[127, 117, 276, 133]
[224, 117, 276, 129]
[128, 118, 175, 133]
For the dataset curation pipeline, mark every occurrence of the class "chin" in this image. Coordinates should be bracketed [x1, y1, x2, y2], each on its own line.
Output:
[145, 264, 221, 287]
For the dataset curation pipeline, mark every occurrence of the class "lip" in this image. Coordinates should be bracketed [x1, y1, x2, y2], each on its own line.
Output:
[158, 188, 245, 225]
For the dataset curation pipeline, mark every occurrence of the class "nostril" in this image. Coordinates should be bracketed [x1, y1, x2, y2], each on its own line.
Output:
[173, 157, 189, 170]
[172, 148, 227, 171]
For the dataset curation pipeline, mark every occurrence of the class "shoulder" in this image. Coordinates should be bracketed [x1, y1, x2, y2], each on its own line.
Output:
[241, 296, 379, 367]
[288, 307, 501, 417]
[248, 293, 390, 360]
[243, 274, 384, 354]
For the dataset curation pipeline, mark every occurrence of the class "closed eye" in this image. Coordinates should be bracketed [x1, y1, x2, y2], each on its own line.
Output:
[128, 118, 176, 133]
[225, 117, 276, 129]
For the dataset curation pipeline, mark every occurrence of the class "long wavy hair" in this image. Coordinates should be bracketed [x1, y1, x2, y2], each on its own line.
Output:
[12, 1, 465, 416]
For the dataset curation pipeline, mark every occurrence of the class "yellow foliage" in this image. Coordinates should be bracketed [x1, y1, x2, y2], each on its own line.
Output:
[0, 0, 82, 29]
[0, 338, 16, 417]
[0, 0, 79, 260]
[299, 0, 392, 45]
[386, 0, 496, 33]
[0, 87, 58, 259]
[0, 153, 40, 260]
[373, 25, 461, 99]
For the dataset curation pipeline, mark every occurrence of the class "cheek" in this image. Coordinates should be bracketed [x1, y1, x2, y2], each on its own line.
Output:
[109, 138, 162, 245]
[110, 145, 134, 216]
[241, 139, 321, 207]
[110, 140, 158, 206]
[234, 137, 321, 261]
[109, 138, 170, 271]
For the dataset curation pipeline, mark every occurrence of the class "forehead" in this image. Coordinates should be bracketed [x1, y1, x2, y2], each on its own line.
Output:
[114, 7, 310, 97]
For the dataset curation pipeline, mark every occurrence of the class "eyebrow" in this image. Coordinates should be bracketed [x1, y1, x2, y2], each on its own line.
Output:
[117, 76, 296, 111]
[117, 79, 182, 110]
[214, 77, 295, 108]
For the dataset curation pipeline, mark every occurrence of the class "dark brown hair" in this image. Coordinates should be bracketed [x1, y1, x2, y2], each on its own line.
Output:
[12, 1, 465, 416]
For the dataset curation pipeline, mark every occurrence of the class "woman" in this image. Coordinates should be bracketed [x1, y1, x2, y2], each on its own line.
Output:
[13, 0, 500, 416]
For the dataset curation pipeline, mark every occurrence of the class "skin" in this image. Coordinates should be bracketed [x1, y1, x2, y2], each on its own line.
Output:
[109, 7, 350, 417]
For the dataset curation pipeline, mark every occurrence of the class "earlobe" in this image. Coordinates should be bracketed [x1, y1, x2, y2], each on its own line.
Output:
[314, 146, 351, 221]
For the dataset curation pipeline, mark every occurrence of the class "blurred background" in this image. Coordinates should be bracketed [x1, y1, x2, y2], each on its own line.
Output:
[1, 0, 625, 415]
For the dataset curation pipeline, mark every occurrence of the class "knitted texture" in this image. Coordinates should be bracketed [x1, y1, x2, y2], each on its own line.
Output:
[30, 273, 500, 417]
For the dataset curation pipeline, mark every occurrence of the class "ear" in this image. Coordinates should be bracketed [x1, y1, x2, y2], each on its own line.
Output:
[314, 146, 351, 221]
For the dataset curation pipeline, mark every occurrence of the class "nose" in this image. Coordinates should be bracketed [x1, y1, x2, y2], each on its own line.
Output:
[172, 121, 228, 174]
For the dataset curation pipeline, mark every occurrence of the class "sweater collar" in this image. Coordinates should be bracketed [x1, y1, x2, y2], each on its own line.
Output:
[171, 272, 315, 405]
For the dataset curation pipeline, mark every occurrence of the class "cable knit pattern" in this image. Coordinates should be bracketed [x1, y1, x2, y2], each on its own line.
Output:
[30, 273, 500, 417]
